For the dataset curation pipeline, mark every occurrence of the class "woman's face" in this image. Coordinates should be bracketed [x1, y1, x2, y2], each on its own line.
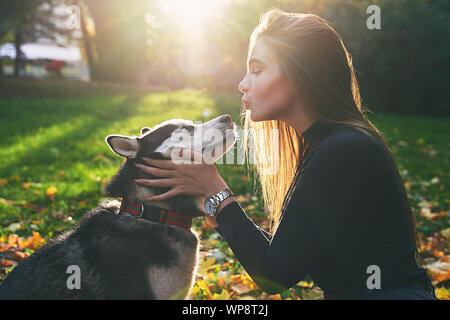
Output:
[238, 39, 298, 122]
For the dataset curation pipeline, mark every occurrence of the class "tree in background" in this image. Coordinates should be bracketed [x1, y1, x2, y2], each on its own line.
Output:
[0, 8, 11, 76]
[71, 0, 96, 82]
[242, 0, 448, 116]
[202, 0, 277, 91]
[81, 0, 151, 84]
[0, 0, 74, 77]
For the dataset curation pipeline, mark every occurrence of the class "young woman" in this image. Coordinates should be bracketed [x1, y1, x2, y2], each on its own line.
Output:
[135, 9, 437, 300]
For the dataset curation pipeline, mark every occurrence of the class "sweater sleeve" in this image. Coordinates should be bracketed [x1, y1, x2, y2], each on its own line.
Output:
[214, 134, 375, 294]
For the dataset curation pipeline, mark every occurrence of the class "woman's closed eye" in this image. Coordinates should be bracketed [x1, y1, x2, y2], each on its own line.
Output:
[250, 70, 262, 75]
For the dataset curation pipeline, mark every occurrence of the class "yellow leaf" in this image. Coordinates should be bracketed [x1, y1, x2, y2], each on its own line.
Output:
[8, 234, 18, 246]
[195, 280, 213, 299]
[197, 257, 220, 276]
[207, 273, 216, 281]
[243, 204, 255, 211]
[266, 294, 282, 300]
[213, 289, 230, 300]
[46, 186, 57, 194]
[230, 274, 244, 285]
[0, 178, 8, 185]
[435, 287, 450, 300]
[236, 194, 250, 202]
[191, 285, 200, 295]
[46, 186, 58, 201]
[22, 182, 32, 189]
[297, 280, 314, 288]
[240, 274, 257, 290]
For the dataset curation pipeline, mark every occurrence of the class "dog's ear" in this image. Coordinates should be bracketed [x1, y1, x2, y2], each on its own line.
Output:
[141, 127, 151, 135]
[105, 135, 139, 158]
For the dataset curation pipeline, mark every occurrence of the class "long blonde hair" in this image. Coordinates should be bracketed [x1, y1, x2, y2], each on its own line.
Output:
[239, 8, 422, 264]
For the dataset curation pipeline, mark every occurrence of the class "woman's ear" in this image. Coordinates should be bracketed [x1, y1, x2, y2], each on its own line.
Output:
[141, 127, 151, 135]
[105, 135, 139, 158]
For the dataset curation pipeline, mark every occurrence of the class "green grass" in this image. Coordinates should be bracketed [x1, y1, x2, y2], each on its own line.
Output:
[369, 113, 450, 235]
[0, 79, 448, 299]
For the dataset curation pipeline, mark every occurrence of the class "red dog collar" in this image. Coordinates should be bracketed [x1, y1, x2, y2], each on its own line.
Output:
[119, 198, 193, 229]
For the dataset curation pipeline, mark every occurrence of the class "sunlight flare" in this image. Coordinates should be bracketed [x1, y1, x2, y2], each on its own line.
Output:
[159, 0, 226, 28]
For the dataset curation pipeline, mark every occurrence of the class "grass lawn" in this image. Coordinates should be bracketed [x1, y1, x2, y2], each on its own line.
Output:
[0, 79, 449, 299]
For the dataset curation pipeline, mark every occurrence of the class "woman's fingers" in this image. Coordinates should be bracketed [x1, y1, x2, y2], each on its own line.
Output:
[134, 178, 174, 187]
[134, 163, 174, 177]
[142, 157, 178, 169]
[147, 188, 180, 201]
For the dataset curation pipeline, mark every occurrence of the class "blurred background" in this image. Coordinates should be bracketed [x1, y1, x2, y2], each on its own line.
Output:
[0, 0, 448, 115]
[0, 0, 449, 300]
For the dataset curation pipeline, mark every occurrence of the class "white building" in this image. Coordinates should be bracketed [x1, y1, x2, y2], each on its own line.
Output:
[0, 41, 90, 81]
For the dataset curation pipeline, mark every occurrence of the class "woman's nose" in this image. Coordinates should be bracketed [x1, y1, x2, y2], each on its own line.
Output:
[238, 78, 249, 94]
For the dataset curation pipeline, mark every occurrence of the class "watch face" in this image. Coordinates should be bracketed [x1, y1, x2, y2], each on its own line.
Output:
[204, 198, 216, 216]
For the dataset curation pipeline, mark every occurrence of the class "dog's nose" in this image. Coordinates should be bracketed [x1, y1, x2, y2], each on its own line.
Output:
[219, 114, 232, 124]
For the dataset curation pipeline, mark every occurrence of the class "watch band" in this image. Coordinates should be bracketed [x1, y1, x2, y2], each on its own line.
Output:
[218, 188, 235, 206]
[204, 188, 236, 217]
[210, 188, 235, 208]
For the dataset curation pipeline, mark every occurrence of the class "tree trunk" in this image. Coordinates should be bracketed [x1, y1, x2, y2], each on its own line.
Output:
[75, 0, 96, 81]
[14, 29, 22, 77]
[83, 0, 148, 83]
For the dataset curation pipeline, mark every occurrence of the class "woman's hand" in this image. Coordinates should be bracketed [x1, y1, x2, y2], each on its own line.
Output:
[133, 150, 229, 202]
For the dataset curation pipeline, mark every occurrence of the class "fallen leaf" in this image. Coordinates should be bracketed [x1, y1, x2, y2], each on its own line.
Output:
[22, 182, 32, 189]
[231, 283, 251, 295]
[46, 186, 58, 201]
[213, 289, 230, 300]
[435, 287, 450, 300]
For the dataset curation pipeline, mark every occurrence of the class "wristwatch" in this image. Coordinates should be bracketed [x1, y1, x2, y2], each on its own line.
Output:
[204, 188, 234, 217]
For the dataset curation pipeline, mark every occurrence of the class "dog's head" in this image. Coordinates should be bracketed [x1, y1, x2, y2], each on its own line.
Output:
[103, 114, 237, 216]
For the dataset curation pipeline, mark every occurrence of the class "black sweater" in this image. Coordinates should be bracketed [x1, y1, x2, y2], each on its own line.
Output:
[215, 120, 430, 298]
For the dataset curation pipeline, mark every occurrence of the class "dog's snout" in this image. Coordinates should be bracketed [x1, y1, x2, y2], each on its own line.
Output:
[219, 114, 232, 124]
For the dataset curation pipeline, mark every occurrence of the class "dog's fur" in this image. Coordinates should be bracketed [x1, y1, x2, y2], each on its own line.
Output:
[0, 114, 236, 300]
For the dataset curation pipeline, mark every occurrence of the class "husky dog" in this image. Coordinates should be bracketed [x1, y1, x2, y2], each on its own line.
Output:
[0, 114, 237, 300]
